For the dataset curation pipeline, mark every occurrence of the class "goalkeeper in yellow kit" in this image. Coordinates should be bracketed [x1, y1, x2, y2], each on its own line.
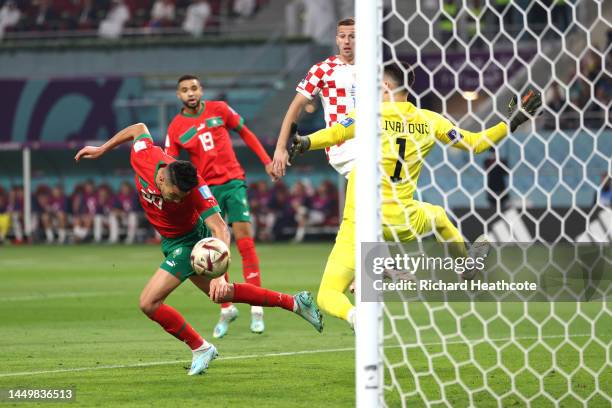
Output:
[288, 62, 542, 328]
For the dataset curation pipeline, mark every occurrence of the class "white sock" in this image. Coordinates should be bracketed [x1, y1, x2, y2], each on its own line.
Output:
[221, 305, 236, 314]
[45, 228, 54, 243]
[294, 226, 305, 242]
[57, 229, 66, 243]
[347, 307, 356, 329]
[251, 306, 263, 315]
[194, 339, 211, 352]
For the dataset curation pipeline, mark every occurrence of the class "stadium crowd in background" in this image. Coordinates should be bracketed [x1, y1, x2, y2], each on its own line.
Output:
[249, 179, 339, 242]
[544, 46, 611, 130]
[0, 0, 270, 39]
[0, 178, 339, 245]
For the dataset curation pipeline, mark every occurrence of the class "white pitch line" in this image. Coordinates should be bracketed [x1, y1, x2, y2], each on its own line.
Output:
[0, 334, 594, 379]
[0, 291, 126, 302]
[0, 347, 355, 379]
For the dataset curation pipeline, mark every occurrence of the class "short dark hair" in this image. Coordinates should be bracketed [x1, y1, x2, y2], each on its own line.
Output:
[383, 61, 415, 89]
[167, 161, 198, 192]
[177, 74, 200, 87]
[337, 17, 355, 27]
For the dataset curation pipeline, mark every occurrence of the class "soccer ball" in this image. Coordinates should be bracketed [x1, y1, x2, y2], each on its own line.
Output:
[190, 237, 231, 278]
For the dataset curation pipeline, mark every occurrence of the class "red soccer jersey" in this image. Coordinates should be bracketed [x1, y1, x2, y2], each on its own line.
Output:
[165, 101, 246, 186]
[130, 134, 220, 238]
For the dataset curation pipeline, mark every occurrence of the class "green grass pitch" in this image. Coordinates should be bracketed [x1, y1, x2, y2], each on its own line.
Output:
[0, 244, 609, 407]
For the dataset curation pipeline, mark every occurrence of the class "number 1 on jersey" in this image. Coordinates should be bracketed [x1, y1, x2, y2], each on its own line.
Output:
[391, 138, 406, 182]
[199, 131, 214, 151]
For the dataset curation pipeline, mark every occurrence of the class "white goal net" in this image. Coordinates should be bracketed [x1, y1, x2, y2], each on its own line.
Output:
[360, 0, 612, 406]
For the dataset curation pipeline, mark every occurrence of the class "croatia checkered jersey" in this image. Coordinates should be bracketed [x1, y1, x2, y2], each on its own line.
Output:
[297, 56, 357, 126]
[296, 56, 357, 172]
[131, 134, 220, 238]
[165, 101, 246, 186]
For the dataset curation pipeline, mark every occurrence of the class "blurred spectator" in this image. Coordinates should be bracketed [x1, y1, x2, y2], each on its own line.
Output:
[116, 181, 138, 244]
[70, 183, 85, 241]
[493, 0, 517, 35]
[465, 0, 484, 42]
[581, 49, 600, 82]
[8, 185, 25, 243]
[337, 0, 353, 20]
[312, 181, 338, 224]
[302, 0, 336, 46]
[294, 180, 338, 242]
[569, 70, 589, 109]
[550, 0, 571, 33]
[233, 0, 255, 19]
[149, 0, 175, 28]
[41, 185, 68, 244]
[594, 51, 611, 109]
[268, 182, 295, 240]
[35, 185, 53, 243]
[0, 0, 21, 40]
[94, 185, 119, 243]
[77, 0, 103, 29]
[484, 149, 509, 211]
[0, 187, 10, 244]
[248, 180, 273, 241]
[182, 0, 210, 37]
[27, 0, 59, 31]
[544, 82, 567, 130]
[72, 180, 97, 242]
[599, 175, 612, 207]
[35, 185, 67, 244]
[437, 0, 458, 45]
[98, 0, 130, 39]
[291, 180, 312, 242]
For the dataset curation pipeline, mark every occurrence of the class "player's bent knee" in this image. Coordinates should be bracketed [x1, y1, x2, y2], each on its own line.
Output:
[138, 296, 160, 316]
[432, 205, 452, 229]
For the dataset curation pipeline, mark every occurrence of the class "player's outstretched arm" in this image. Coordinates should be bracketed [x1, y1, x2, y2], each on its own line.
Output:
[273, 93, 310, 177]
[75, 122, 150, 161]
[288, 118, 355, 164]
[447, 89, 542, 154]
[235, 124, 277, 181]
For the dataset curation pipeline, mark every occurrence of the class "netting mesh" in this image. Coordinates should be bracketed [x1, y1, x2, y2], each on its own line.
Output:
[378, 1, 611, 406]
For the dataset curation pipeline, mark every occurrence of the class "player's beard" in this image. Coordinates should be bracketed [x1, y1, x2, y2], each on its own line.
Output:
[184, 99, 200, 110]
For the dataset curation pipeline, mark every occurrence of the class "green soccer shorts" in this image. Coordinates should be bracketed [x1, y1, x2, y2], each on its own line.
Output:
[209, 179, 251, 224]
[159, 219, 211, 282]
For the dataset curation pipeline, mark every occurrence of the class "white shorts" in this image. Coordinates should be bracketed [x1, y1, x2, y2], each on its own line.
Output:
[327, 138, 356, 178]
[330, 159, 354, 178]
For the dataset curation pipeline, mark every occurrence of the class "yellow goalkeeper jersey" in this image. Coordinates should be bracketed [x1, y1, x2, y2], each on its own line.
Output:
[307, 101, 508, 220]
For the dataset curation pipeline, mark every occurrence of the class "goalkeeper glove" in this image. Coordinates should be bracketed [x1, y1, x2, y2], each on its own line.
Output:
[287, 123, 311, 164]
[508, 88, 542, 132]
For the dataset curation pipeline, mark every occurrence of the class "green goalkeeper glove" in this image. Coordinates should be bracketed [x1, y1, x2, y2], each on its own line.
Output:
[508, 88, 542, 132]
[287, 123, 311, 165]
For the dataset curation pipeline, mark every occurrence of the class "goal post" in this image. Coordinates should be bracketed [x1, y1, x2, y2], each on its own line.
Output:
[355, 0, 611, 407]
[355, 0, 383, 407]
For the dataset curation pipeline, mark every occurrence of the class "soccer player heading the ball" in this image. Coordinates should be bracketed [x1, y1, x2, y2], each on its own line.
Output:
[288, 61, 542, 330]
[75, 124, 323, 375]
[165, 74, 275, 338]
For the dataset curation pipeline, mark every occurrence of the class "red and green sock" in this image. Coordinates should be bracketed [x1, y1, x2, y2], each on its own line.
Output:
[221, 237, 261, 310]
[237, 237, 261, 287]
[232, 283, 295, 312]
[149, 304, 204, 350]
